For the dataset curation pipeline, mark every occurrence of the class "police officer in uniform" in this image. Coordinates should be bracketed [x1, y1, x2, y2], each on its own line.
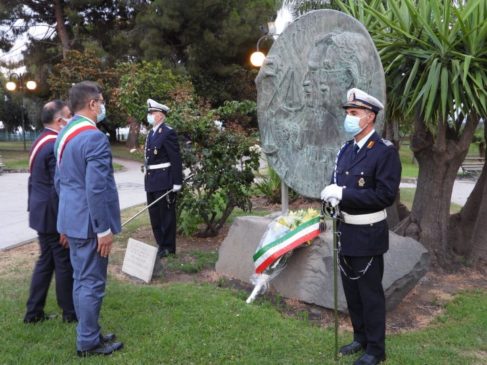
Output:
[24, 100, 76, 323]
[321, 88, 401, 365]
[144, 99, 183, 258]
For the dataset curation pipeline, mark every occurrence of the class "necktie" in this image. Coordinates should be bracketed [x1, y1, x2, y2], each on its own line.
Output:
[352, 144, 359, 160]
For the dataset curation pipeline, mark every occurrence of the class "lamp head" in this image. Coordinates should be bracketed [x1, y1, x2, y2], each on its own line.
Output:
[250, 51, 266, 67]
[26, 80, 37, 90]
[6, 81, 16, 91]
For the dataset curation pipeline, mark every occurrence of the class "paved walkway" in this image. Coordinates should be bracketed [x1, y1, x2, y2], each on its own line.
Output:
[0, 158, 477, 251]
[400, 179, 476, 206]
[0, 158, 146, 251]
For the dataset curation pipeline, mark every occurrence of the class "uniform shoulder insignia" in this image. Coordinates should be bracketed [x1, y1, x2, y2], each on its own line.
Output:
[165, 124, 173, 130]
[366, 140, 375, 149]
[381, 138, 394, 147]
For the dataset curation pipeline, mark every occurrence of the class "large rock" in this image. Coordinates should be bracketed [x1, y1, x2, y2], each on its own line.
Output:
[215, 215, 429, 312]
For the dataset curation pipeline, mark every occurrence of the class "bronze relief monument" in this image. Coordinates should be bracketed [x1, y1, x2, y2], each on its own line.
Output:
[256, 10, 386, 199]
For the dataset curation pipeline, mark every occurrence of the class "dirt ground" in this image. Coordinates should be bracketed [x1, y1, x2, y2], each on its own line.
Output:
[3, 197, 486, 334]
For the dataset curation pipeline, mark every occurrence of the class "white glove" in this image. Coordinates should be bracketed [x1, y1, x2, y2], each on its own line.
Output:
[172, 184, 182, 192]
[320, 184, 343, 203]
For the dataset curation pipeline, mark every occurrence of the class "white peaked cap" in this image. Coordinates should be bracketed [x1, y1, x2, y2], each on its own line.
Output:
[342, 88, 384, 113]
[147, 98, 170, 114]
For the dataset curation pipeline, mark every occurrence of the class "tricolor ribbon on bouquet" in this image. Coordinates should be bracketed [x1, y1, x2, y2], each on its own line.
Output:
[252, 215, 321, 274]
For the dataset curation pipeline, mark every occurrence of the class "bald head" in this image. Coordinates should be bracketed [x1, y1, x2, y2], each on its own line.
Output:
[41, 100, 72, 131]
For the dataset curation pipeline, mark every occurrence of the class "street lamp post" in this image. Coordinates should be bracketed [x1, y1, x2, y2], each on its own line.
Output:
[250, 22, 277, 68]
[5, 73, 37, 151]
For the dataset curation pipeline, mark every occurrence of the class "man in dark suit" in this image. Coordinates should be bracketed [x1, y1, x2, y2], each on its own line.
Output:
[144, 98, 183, 258]
[55, 81, 123, 357]
[321, 88, 401, 365]
[24, 100, 76, 324]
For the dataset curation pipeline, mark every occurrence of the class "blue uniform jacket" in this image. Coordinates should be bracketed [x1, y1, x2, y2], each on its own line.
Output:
[55, 117, 121, 239]
[28, 129, 59, 233]
[334, 131, 401, 256]
[144, 123, 183, 192]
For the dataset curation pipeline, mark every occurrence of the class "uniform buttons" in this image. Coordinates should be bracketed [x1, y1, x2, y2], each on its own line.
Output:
[345, 171, 349, 175]
[148, 172, 151, 175]
[361, 172, 364, 175]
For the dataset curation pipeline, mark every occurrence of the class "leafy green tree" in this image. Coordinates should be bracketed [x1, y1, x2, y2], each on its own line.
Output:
[134, 0, 275, 104]
[47, 49, 122, 140]
[337, 0, 487, 266]
[0, 0, 143, 101]
[114, 61, 186, 148]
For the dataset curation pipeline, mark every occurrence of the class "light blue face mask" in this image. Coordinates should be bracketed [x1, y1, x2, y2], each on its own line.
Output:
[147, 114, 155, 125]
[96, 104, 106, 123]
[343, 114, 363, 136]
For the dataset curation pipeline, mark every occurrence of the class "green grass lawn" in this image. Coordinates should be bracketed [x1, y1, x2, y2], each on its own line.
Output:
[0, 141, 125, 171]
[0, 195, 485, 363]
[110, 142, 144, 162]
[0, 141, 30, 170]
[401, 187, 462, 213]
[0, 268, 485, 364]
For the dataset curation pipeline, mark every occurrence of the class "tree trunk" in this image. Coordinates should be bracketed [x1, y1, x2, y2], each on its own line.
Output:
[126, 116, 140, 149]
[53, 0, 70, 59]
[395, 114, 478, 267]
[384, 117, 401, 228]
[449, 121, 487, 266]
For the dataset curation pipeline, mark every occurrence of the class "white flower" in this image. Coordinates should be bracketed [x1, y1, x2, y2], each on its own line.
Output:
[249, 144, 262, 153]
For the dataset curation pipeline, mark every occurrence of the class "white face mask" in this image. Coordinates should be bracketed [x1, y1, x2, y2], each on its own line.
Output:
[343, 114, 363, 136]
[96, 104, 106, 123]
[147, 114, 155, 125]
[56, 117, 69, 131]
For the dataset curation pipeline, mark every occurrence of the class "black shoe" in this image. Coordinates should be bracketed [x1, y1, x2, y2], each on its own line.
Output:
[100, 333, 116, 343]
[339, 341, 365, 356]
[77, 341, 123, 357]
[153, 259, 164, 277]
[353, 353, 386, 365]
[24, 313, 57, 324]
[62, 314, 78, 323]
[157, 249, 172, 258]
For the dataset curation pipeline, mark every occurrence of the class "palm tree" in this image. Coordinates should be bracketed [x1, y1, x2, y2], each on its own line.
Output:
[337, 0, 487, 267]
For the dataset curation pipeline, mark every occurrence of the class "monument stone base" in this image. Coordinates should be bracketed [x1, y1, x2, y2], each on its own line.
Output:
[215, 215, 429, 312]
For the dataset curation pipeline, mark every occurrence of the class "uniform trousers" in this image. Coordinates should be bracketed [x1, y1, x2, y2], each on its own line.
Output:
[69, 236, 108, 351]
[147, 190, 177, 255]
[339, 254, 385, 357]
[24, 232, 75, 322]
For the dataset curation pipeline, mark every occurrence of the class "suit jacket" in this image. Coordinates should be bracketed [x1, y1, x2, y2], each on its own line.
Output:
[334, 131, 402, 256]
[144, 123, 183, 192]
[28, 128, 59, 233]
[55, 116, 121, 239]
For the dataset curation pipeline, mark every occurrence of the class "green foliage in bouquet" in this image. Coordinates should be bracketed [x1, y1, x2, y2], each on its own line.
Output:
[168, 94, 260, 237]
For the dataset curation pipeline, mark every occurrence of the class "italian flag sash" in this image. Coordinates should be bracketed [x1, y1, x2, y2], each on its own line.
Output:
[253, 216, 321, 274]
[29, 130, 57, 172]
[54, 115, 97, 165]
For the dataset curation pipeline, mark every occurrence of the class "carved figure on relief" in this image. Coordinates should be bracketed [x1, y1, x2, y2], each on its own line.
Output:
[256, 10, 384, 198]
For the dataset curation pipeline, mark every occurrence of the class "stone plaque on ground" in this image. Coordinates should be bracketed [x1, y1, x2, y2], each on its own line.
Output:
[122, 238, 158, 283]
[256, 9, 386, 198]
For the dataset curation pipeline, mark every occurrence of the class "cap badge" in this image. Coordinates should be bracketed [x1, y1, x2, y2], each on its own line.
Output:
[358, 177, 365, 187]
[154, 148, 158, 155]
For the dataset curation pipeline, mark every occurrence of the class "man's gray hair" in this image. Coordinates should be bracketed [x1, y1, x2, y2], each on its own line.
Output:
[68, 81, 102, 113]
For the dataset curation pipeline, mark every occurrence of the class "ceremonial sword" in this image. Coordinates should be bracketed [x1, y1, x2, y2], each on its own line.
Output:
[122, 174, 193, 227]
[322, 199, 340, 362]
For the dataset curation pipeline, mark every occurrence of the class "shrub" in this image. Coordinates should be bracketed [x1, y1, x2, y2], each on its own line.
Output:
[169, 98, 260, 237]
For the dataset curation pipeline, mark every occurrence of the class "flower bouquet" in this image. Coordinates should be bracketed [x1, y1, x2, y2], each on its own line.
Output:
[246, 208, 322, 303]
